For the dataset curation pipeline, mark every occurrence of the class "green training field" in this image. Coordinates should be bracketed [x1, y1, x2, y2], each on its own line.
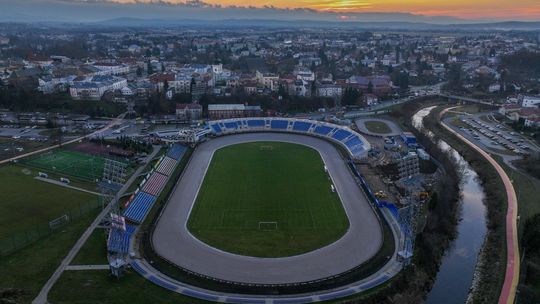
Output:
[187, 141, 349, 257]
[364, 120, 393, 134]
[20, 149, 105, 181]
[0, 165, 98, 240]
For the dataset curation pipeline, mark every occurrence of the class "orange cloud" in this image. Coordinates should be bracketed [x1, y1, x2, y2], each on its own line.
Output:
[82, 0, 540, 19]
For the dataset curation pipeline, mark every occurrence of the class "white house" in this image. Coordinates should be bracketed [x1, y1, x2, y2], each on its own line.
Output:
[70, 75, 128, 100]
[317, 84, 342, 98]
[520, 95, 540, 108]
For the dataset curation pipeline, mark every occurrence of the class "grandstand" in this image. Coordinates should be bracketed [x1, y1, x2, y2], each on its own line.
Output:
[107, 224, 136, 255]
[142, 173, 168, 196]
[167, 145, 188, 161]
[207, 118, 371, 159]
[155, 157, 177, 177]
[123, 192, 157, 224]
[122, 144, 187, 224]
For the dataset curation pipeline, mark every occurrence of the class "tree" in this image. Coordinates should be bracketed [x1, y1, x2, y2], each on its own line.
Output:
[367, 81, 374, 94]
[147, 60, 154, 75]
[447, 63, 464, 91]
[523, 214, 540, 258]
[341, 88, 360, 106]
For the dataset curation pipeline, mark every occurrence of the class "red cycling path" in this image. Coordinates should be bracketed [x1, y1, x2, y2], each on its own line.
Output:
[440, 107, 519, 304]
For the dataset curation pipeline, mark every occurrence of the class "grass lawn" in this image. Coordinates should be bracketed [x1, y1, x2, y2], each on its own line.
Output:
[497, 159, 540, 225]
[0, 164, 99, 241]
[187, 142, 349, 257]
[20, 149, 106, 181]
[364, 120, 393, 134]
[48, 271, 210, 304]
[0, 211, 99, 304]
[71, 229, 108, 265]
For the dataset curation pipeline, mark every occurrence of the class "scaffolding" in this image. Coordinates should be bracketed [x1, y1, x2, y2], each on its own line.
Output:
[397, 193, 420, 266]
[102, 158, 128, 186]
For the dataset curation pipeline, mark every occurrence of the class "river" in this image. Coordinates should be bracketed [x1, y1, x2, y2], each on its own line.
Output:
[412, 106, 487, 304]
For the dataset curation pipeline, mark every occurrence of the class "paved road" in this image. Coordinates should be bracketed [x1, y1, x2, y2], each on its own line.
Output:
[34, 176, 104, 196]
[31, 145, 161, 304]
[440, 108, 519, 304]
[152, 133, 383, 285]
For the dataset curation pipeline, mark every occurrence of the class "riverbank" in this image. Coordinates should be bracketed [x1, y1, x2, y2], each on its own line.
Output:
[424, 105, 507, 303]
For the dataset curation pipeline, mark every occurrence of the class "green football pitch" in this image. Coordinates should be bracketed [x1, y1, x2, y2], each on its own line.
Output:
[187, 141, 349, 257]
[21, 149, 105, 181]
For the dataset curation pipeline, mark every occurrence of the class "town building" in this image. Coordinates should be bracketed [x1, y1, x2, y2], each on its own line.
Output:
[176, 103, 202, 121]
[208, 104, 262, 119]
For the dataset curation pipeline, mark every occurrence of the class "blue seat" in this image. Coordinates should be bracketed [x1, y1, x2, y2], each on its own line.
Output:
[332, 129, 352, 141]
[292, 121, 312, 132]
[345, 136, 363, 149]
[107, 226, 132, 254]
[224, 122, 238, 129]
[167, 145, 187, 160]
[270, 120, 288, 129]
[211, 124, 222, 134]
[247, 119, 264, 127]
[123, 192, 157, 224]
[148, 275, 178, 291]
[314, 125, 334, 136]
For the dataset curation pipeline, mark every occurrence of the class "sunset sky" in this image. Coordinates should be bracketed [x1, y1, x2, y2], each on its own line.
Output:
[106, 0, 540, 20]
[1, 0, 539, 22]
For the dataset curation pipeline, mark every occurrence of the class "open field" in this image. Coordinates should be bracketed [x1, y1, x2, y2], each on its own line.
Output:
[20, 149, 106, 181]
[0, 164, 99, 240]
[48, 271, 210, 304]
[0, 211, 98, 304]
[71, 229, 108, 265]
[364, 120, 393, 134]
[187, 141, 349, 257]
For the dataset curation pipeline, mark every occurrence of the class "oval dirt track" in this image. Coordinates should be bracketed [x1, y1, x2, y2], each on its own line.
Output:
[152, 133, 382, 284]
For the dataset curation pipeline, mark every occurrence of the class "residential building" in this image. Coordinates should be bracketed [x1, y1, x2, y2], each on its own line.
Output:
[208, 104, 262, 119]
[176, 103, 202, 121]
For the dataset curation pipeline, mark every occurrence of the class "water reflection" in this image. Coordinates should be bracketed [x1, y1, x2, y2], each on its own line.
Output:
[412, 106, 487, 304]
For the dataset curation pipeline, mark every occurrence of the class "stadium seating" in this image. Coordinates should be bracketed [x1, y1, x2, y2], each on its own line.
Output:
[148, 275, 179, 291]
[207, 118, 371, 159]
[292, 121, 312, 132]
[314, 125, 334, 136]
[247, 119, 265, 127]
[345, 136, 362, 148]
[224, 121, 239, 130]
[332, 129, 352, 141]
[211, 124, 222, 134]
[123, 192, 157, 224]
[107, 224, 136, 255]
[167, 144, 187, 161]
[156, 156, 177, 177]
[142, 172, 168, 196]
[270, 120, 289, 129]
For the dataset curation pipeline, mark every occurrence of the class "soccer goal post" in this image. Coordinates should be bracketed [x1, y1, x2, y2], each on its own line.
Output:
[258, 221, 278, 230]
[49, 214, 70, 230]
[259, 146, 274, 151]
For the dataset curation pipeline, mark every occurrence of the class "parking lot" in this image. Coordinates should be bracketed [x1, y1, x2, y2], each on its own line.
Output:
[445, 113, 540, 164]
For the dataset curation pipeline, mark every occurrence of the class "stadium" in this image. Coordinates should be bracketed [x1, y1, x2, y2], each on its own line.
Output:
[118, 118, 404, 303]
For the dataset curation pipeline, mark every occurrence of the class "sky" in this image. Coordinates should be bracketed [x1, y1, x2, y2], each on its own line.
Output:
[79, 0, 540, 20]
[1, 0, 540, 22]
